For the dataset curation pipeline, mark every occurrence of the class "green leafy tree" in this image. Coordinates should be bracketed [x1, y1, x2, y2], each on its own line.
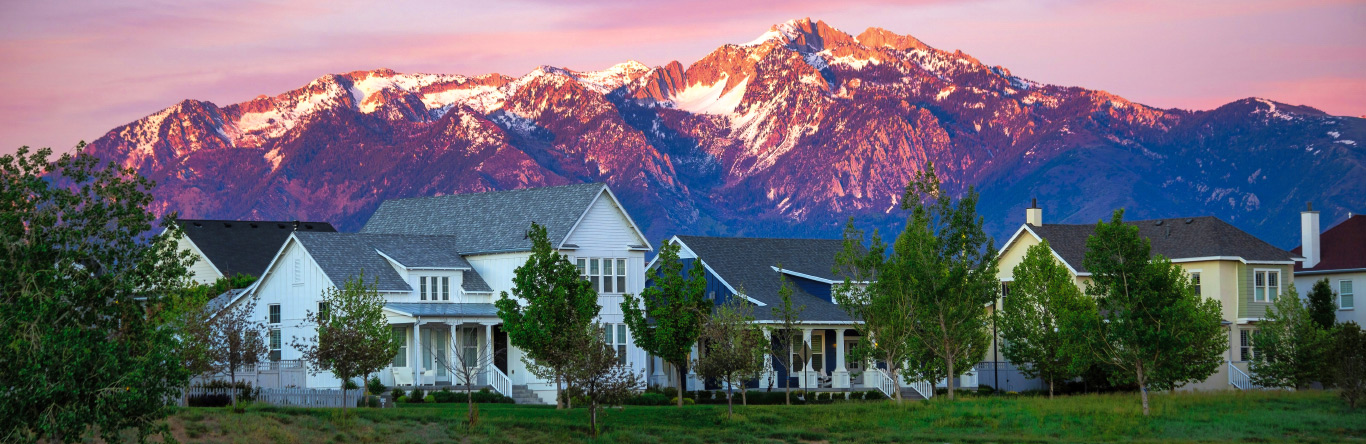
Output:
[1250, 285, 1330, 389]
[497, 222, 600, 409]
[1306, 278, 1339, 331]
[998, 240, 1093, 398]
[694, 298, 767, 418]
[292, 272, 401, 412]
[1332, 322, 1365, 408]
[566, 324, 643, 436]
[159, 274, 259, 389]
[834, 223, 920, 403]
[0, 145, 196, 443]
[621, 241, 708, 407]
[768, 272, 807, 405]
[894, 163, 998, 401]
[210, 292, 267, 406]
[1081, 210, 1225, 416]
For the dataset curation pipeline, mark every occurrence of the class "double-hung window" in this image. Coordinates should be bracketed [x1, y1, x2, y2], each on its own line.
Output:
[268, 304, 281, 324]
[1190, 272, 1202, 296]
[1341, 280, 1355, 310]
[318, 302, 330, 323]
[577, 258, 627, 293]
[419, 276, 451, 301]
[1000, 281, 1011, 299]
[1240, 329, 1253, 361]
[392, 327, 408, 367]
[603, 323, 627, 366]
[267, 303, 282, 362]
[1254, 270, 1279, 302]
[269, 329, 282, 362]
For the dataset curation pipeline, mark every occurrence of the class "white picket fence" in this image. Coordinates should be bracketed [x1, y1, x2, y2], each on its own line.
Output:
[182, 387, 366, 408]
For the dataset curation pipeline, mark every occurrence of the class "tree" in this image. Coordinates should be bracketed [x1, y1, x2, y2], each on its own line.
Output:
[156, 274, 258, 405]
[497, 222, 600, 409]
[1306, 278, 1339, 331]
[1250, 285, 1330, 389]
[768, 272, 807, 405]
[1081, 210, 1225, 416]
[891, 163, 999, 401]
[693, 298, 767, 418]
[428, 339, 505, 429]
[565, 324, 643, 437]
[834, 223, 918, 403]
[1332, 322, 1365, 408]
[621, 240, 708, 407]
[0, 145, 196, 443]
[292, 272, 401, 412]
[210, 293, 268, 406]
[998, 240, 1093, 398]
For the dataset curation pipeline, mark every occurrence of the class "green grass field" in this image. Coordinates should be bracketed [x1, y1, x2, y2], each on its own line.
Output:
[152, 390, 1362, 443]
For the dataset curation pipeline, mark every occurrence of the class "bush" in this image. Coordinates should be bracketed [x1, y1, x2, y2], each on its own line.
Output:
[356, 395, 380, 408]
[342, 379, 360, 390]
[409, 388, 425, 401]
[367, 377, 386, 395]
[864, 390, 886, 400]
[670, 397, 695, 406]
[424, 394, 436, 403]
[390, 388, 405, 400]
[189, 380, 258, 407]
[624, 392, 670, 406]
[978, 384, 996, 395]
[433, 391, 461, 403]
[662, 387, 679, 399]
[396, 396, 409, 403]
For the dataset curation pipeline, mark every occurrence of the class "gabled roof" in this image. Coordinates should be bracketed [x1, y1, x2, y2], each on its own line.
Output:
[674, 235, 854, 323]
[1015, 216, 1299, 274]
[359, 183, 615, 255]
[1294, 214, 1366, 273]
[292, 232, 490, 293]
[176, 219, 336, 278]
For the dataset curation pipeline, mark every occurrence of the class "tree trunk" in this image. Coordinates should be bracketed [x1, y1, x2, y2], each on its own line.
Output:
[946, 358, 955, 401]
[590, 402, 598, 436]
[230, 369, 237, 407]
[726, 383, 734, 419]
[1049, 380, 1054, 399]
[677, 362, 687, 407]
[784, 367, 791, 405]
[892, 368, 902, 404]
[556, 372, 564, 409]
[1137, 364, 1150, 416]
[741, 385, 748, 406]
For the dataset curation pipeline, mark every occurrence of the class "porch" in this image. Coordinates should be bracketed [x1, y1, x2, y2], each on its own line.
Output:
[382, 303, 511, 396]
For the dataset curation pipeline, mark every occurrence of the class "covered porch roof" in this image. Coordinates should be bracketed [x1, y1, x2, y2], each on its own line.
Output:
[384, 302, 500, 318]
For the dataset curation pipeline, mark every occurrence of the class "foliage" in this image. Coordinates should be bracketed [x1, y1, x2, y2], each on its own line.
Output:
[621, 240, 708, 407]
[1307, 278, 1339, 331]
[564, 324, 643, 437]
[1079, 210, 1225, 415]
[1333, 322, 1366, 408]
[998, 240, 1093, 398]
[497, 222, 600, 409]
[367, 376, 386, 396]
[834, 223, 918, 403]
[210, 292, 268, 407]
[1250, 284, 1331, 389]
[427, 327, 505, 428]
[0, 146, 196, 443]
[768, 271, 807, 405]
[693, 298, 767, 418]
[292, 272, 401, 412]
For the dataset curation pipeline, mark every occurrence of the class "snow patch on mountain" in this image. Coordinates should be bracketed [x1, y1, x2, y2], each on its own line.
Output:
[742, 20, 801, 46]
[574, 61, 651, 94]
[672, 74, 749, 115]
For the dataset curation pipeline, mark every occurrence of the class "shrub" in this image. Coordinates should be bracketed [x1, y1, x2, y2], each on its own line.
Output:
[864, 390, 886, 400]
[977, 384, 996, 395]
[390, 388, 405, 400]
[424, 394, 436, 403]
[367, 377, 386, 395]
[433, 391, 461, 403]
[397, 396, 409, 403]
[409, 388, 425, 401]
[662, 387, 679, 399]
[670, 397, 695, 405]
[356, 395, 381, 408]
[342, 379, 360, 390]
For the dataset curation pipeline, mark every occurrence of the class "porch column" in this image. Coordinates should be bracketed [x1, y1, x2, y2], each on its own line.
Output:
[686, 344, 699, 391]
[801, 328, 814, 388]
[412, 320, 423, 384]
[485, 323, 493, 362]
[761, 329, 773, 389]
[833, 328, 850, 388]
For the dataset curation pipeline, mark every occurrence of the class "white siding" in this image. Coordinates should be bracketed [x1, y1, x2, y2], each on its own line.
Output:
[1296, 271, 1366, 326]
[176, 235, 223, 285]
[467, 252, 532, 296]
[563, 193, 646, 252]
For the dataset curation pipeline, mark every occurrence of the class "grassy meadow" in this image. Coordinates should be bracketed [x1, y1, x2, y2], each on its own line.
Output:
[128, 390, 1361, 443]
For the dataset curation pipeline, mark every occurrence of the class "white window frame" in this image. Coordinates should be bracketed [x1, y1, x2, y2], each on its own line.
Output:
[269, 328, 282, 362]
[458, 327, 479, 368]
[1188, 270, 1202, 297]
[1340, 279, 1355, 311]
[577, 258, 628, 294]
[603, 323, 627, 366]
[418, 276, 451, 301]
[318, 301, 330, 323]
[810, 331, 825, 372]
[1239, 329, 1253, 362]
[268, 303, 281, 324]
[1253, 269, 1280, 302]
[392, 327, 408, 367]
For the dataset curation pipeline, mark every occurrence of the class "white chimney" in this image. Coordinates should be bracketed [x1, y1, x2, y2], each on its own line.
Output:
[1301, 202, 1320, 268]
[1026, 198, 1043, 227]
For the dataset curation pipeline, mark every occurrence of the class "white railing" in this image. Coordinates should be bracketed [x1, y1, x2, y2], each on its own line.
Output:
[908, 379, 935, 400]
[488, 365, 512, 396]
[181, 387, 365, 408]
[1228, 361, 1260, 390]
[869, 368, 897, 399]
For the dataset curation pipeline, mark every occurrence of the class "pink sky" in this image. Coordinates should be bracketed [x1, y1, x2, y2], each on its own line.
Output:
[2, 0, 1363, 154]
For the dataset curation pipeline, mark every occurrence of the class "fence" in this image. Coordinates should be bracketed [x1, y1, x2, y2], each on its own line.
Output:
[181, 387, 366, 408]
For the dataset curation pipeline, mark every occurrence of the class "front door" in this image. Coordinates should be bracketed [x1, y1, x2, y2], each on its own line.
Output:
[422, 330, 449, 378]
[845, 340, 862, 372]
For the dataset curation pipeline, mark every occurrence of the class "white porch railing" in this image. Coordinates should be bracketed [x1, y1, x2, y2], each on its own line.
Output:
[1228, 361, 1260, 390]
[869, 368, 897, 399]
[488, 365, 512, 396]
[907, 378, 934, 400]
[181, 387, 365, 408]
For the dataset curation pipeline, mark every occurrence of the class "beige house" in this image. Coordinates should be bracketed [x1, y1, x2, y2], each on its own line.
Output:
[992, 202, 1302, 391]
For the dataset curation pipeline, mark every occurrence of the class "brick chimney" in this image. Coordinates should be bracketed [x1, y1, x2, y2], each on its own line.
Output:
[1301, 202, 1320, 268]
[1026, 198, 1042, 227]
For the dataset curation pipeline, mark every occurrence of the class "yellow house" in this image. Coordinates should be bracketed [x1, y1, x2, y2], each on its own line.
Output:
[989, 202, 1302, 391]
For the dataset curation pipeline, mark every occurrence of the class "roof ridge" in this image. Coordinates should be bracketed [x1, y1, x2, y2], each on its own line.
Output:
[378, 182, 604, 203]
[678, 234, 843, 242]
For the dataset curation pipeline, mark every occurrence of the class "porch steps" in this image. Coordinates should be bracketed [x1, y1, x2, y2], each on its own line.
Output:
[899, 388, 926, 401]
[510, 385, 548, 405]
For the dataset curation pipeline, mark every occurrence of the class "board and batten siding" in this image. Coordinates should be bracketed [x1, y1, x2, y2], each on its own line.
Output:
[236, 238, 347, 388]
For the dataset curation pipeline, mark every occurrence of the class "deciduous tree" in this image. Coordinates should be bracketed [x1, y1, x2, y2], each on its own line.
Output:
[769, 272, 807, 405]
[998, 240, 1093, 398]
[0, 145, 195, 443]
[1332, 322, 1365, 408]
[621, 240, 708, 407]
[566, 325, 643, 437]
[1251, 285, 1330, 389]
[210, 293, 268, 406]
[1306, 278, 1339, 331]
[834, 223, 918, 403]
[1081, 210, 1225, 415]
[292, 272, 401, 412]
[694, 298, 767, 418]
[497, 222, 600, 409]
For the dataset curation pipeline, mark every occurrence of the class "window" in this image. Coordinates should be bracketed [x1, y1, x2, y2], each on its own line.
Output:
[392, 327, 407, 367]
[1254, 270, 1279, 302]
[1341, 280, 1355, 310]
[708, 291, 716, 301]
[269, 329, 282, 361]
[1240, 329, 1253, 361]
[790, 333, 806, 372]
[419, 276, 451, 301]
[577, 258, 627, 294]
[293, 258, 302, 285]
[602, 324, 627, 366]
[318, 302, 330, 322]
[1190, 272, 1202, 296]
[459, 328, 479, 368]
[1000, 281, 1010, 299]
[810, 331, 825, 372]
[268, 304, 281, 324]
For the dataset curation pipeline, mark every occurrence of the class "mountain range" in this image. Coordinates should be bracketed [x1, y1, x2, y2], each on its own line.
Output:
[86, 18, 1366, 249]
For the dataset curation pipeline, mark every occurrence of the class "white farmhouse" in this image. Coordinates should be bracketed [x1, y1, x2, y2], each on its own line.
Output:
[221, 183, 651, 404]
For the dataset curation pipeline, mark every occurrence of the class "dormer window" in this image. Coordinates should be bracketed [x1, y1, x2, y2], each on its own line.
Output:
[419, 276, 450, 301]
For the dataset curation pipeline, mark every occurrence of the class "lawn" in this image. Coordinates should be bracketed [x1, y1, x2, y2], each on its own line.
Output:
[149, 390, 1361, 443]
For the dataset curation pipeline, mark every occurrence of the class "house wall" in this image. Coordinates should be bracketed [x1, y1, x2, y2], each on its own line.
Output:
[1295, 271, 1366, 326]
[176, 235, 224, 285]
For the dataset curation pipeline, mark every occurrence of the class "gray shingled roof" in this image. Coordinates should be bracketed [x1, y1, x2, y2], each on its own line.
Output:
[384, 303, 500, 317]
[293, 232, 489, 293]
[359, 183, 607, 254]
[1025, 216, 1300, 274]
[675, 236, 854, 322]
